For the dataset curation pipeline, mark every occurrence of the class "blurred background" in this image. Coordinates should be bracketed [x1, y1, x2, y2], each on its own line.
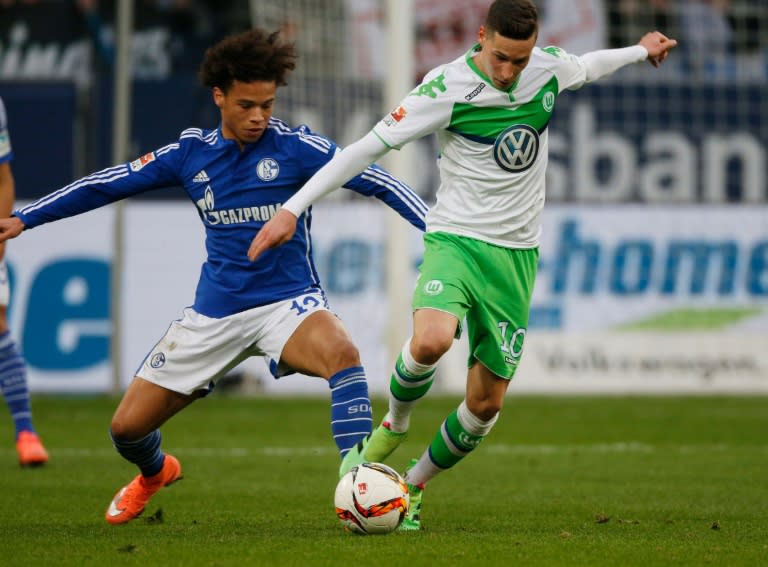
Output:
[1, 0, 766, 396]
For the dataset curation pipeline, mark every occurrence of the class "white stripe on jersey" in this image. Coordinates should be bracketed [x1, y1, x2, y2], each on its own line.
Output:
[180, 127, 203, 138]
[294, 131, 332, 153]
[156, 143, 180, 156]
[180, 128, 218, 145]
[361, 168, 428, 217]
[269, 118, 333, 154]
[268, 118, 292, 133]
[300, 212, 319, 286]
[19, 165, 130, 214]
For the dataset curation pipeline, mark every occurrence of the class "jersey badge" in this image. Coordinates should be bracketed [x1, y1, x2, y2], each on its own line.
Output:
[493, 124, 539, 173]
[256, 158, 279, 181]
[149, 352, 166, 368]
[390, 106, 407, 122]
[129, 152, 156, 172]
[383, 105, 407, 127]
[542, 91, 555, 113]
[423, 279, 444, 296]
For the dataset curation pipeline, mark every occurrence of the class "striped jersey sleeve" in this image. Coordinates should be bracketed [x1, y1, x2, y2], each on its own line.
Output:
[287, 123, 428, 231]
[15, 141, 184, 229]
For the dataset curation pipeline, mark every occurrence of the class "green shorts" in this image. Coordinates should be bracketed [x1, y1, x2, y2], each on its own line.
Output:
[412, 231, 539, 379]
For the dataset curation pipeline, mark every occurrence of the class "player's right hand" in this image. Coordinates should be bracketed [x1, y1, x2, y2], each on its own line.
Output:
[247, 208, 298, 262]
[0, 216, 25, 243]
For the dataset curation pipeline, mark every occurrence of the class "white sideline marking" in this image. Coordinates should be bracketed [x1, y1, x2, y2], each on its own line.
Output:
[1, 443, 765, 458]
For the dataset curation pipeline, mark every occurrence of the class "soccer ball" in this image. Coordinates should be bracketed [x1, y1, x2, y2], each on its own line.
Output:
[334, 462, 410, 535]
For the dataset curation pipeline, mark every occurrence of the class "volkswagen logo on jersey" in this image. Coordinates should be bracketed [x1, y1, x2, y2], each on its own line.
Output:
[256, 158, 280, 181]
[493, 124, 539, 173]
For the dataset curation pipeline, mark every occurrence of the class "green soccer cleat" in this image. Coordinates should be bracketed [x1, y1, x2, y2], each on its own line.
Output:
[366, 421, 408, 461]
[338, 421, 408, 478]
[338, 435, 369, 478]
[399, 459, 424, 531]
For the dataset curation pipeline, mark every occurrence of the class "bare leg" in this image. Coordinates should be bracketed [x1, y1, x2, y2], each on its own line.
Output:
[110, 377, 203, 440]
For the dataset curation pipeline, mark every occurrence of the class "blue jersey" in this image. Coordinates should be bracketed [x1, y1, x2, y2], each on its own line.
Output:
[16, 118, 428, 317]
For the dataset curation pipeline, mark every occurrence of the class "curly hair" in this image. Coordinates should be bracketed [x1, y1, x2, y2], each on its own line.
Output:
[198, 28, 297, 92]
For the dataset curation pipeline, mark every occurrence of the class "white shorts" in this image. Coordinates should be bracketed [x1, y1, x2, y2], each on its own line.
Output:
[136, 289, 330, 395]
[0, 260, 8, 306]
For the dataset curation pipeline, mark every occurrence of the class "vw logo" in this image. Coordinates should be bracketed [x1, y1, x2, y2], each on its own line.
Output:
[256, 158, 280, 181]
[493, 124, 539, 173]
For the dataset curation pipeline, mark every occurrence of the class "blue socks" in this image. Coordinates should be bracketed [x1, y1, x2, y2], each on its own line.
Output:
[108, 367, 372, 474]
[110, 429, 165, 477]
[329, 366, 372, 458]
[0, 330, 35, 438]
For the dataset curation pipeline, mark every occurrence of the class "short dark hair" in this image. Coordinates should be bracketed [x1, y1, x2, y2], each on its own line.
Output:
[485, 0, 539, 40]
[198, 28, 297, 92]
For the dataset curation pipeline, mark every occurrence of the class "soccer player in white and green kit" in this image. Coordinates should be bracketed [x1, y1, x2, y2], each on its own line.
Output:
[249, 0, 677, 530]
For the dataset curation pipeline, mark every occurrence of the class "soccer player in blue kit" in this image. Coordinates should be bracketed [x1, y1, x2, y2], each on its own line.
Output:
[0, 96, 49, 467]
[0, 29, 427, 524]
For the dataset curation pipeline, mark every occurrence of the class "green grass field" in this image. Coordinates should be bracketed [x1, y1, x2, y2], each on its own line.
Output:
[0, 394, 766, 566]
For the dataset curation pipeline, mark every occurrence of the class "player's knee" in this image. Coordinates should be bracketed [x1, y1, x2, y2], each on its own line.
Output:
[328, 339, 361, 373]
[109, 420, 131, 442]
[466, 399, 502, 422]
[109, 419, 145, 442]
[478, 405, 502, 422]
[410, 332, 452, 365]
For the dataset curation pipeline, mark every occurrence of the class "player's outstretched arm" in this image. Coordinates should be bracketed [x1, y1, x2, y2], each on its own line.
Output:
[248, 131, 389, 262]
[247, 208, 298, 262]
[0, 216, 25, 243]
[581, 30, 678, 83]
[639, 31, 677, 68]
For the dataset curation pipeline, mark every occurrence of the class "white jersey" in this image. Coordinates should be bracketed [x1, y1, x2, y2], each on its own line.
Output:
[373, 44, 589, 248]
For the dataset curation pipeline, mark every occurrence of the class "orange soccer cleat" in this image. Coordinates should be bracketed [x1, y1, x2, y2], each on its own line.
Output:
[16, 431, 49, 467]
[105, 454, 183, 525]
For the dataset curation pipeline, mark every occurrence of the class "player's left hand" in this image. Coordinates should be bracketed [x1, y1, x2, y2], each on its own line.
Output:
[639, 31, 678, 68]
[247, 208, 298, 262]
[0, 216, 25, 243]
